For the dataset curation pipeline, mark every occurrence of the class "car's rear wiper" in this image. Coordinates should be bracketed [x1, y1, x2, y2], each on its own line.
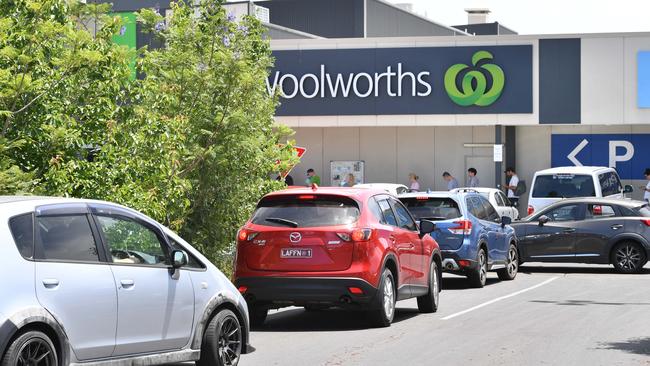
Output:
[265, 217, 299, 228]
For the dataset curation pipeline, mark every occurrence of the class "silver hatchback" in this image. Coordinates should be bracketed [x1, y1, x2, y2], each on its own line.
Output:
[0, 196, 251, 366]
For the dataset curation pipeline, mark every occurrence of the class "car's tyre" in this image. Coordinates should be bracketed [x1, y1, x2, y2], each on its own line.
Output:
[248, 306, 268, 327]
[417, 260, 440, 313]
[467, 247, 488, 288]
[611, 241, 647, 274]
[197, 309, 243, 366]
[1, 330, 58, 366]
[497, 244, 519, 281]
[369, 268, 396, 327]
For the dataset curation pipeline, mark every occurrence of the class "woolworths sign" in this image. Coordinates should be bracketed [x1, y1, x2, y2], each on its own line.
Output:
[269, 45, 532, 116]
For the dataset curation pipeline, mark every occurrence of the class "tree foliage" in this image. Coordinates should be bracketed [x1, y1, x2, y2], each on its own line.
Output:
[0, 0, 296, 273]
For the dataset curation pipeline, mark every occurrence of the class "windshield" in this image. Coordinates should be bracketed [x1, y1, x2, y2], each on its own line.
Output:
[399, 197, 462, 221]
[532, 174, 595, 198]
[251, 195, 360, 228]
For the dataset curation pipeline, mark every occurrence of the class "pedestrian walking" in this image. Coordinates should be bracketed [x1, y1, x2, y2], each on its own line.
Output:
[504, 167, 520, 207]
[409, 173, 420, 192]
[442, 172, 460, 191]
[642, 168, 650, 202]
[467, 168, 479, 187]
[306, 168, 321, 186]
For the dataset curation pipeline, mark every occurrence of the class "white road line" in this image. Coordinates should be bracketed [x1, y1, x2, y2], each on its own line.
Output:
[441, 277, 560, 320]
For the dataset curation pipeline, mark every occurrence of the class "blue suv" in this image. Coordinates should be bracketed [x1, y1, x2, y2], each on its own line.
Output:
[399, 189, 519, 288]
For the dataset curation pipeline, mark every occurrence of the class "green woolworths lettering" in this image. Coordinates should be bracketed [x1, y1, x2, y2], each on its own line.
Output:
[444, 51, 505, 106]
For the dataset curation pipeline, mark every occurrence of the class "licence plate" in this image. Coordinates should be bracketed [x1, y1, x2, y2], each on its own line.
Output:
[281, 248, 312, 258]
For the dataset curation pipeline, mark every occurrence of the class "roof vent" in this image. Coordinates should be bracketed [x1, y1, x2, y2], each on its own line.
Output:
[465, 8, 490, 24]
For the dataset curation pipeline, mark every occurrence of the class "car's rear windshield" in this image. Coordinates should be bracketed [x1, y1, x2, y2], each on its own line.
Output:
[532, 174, 595, 198]
[251, 195, 360, 228]
[399, 197, 461, 221]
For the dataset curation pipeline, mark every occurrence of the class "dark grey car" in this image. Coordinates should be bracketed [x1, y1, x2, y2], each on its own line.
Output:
[512, 198, 650, 273]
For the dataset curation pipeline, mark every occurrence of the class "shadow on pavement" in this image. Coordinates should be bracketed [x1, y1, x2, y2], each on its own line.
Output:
[599, 337, 650, 356]
[253, 307, 420, 332]
[530, 299, 650, 306]
[519, 265, 650, 275]
[441, 276, 499, 290]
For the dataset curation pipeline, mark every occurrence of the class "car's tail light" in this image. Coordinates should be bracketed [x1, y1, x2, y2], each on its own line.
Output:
[352, 228, 372, 242]
[641, 219, 650, 227]
[448, 220, 472, 235]
[238, 228, 259, 242]
[593, 205, 602, 215]
[458, 260, 471, 268]
[528, 205, 535, 216]
[298, 195, 315, 200]
[238, 286, 248, 294]
[348, 286, 364, 295]
[416, 196, 429, 200]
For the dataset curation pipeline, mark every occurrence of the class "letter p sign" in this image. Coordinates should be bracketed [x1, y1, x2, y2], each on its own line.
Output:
[609, 140, 635, 168]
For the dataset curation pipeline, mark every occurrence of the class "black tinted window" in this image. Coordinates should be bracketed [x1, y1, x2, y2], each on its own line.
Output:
[391, 200, 417, 231]
[38, 215, 99, 262]
[97, 215, 168, 266]
[368, 197, 386, 224]
[598, 172, 622, 197]
[532, 174, 595, 198]
[252, 195, 360, 228]
[169, 237, 205, 269]
[467, 197, 486, 219]
[378, 199, 398, 226]
[480, 197, 500, 221]
[9, 214, 33, 258]
[542, 204, 583, 222]
[400, 197, 461, 221]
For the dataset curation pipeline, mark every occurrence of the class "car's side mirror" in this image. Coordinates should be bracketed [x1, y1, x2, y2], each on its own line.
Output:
[501, 216, 512, 228]
[538, 215, 549, 226]
[624, 184, 634, 194]
[171, 249, 188, 269]
[419, 219, 436, 237]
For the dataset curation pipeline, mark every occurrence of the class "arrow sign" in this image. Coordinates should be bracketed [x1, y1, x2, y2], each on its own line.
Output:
[567, 139, 588, 166]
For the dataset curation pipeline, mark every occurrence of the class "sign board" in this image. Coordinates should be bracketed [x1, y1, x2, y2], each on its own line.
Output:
[330, 161, 365, 187]
[551, 134, 650, 180]
[638, 51, 650, 108]
[269, 45, 533, 116]
[493, 144, 503, 162]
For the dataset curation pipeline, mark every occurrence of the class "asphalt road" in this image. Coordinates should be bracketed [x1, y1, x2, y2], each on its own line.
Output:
[240, 263, 650, 366]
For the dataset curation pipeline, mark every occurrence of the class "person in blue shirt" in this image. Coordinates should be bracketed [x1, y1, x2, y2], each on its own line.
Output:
[442, 172, 460, 190]
[467, 168, 480, 187]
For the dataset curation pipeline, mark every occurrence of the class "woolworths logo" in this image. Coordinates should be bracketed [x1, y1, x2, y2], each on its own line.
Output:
[444, 50, 505, 107]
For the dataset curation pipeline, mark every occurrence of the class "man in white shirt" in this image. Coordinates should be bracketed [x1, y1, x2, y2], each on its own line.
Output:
[642, 169, 650, 202]
[504, 167, 519, 207]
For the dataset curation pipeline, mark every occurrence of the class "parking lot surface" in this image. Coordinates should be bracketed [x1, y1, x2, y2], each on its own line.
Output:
[239, 263, 650, 366]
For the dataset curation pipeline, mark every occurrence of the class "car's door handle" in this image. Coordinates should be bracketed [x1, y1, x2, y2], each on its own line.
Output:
[120, 279, 135, 289]
[562, 228, 576, 233]
[611, 224, 623, 230]
[42, 279, 59, 289]
[389, 235, 396, 243]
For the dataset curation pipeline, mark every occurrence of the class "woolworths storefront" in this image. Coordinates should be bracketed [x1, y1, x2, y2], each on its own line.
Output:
[270, 33, 650, 209]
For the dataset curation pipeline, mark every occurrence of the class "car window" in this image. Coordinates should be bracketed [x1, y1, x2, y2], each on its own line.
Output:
[598, 172, 623, 197]
[400, 197, 461, 221]
[498, 192, 511, 207]
[9, 213, 34, 259]
[541, 204, 582, 222]
[532, 174, 595, 198]
[480, 197, 500, 222]
[396, 186, 408, 195]
[96, 215, 169, 266]
[168, 237, 205, 269]
[586, 204, 617, 219]
[467, 196, 486, 220]
[368, 197, 386, 224]
[378, 199, 398, 227]
[251, 195, 360, 228]
[391, 199, 417, 231]
[494, 192, 505, 207]
[37, 215, 100, 262]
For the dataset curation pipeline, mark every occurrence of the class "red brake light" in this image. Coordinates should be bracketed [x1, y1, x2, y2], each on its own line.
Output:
[416, 196, 429, 200]
[237, 228, 258, 242]
[238, 286, 248, 294]
[449, 220, 472, 235]
[298, 195, 315, 200]
[348, 286, 364, 295]
[527, 205, 535, 216]
[641, 219, 650, 227]
[351, 228, 372, 242]
[458, 260, 471, 268]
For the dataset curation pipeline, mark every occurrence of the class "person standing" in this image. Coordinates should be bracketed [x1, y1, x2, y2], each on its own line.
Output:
[306, 168, 321, 186]
[504, 167, 520, 207]
[341, 173, 356, 187]
[467, 168, 479, 187]
[409, 173, 420, 192]
[642, 168, 650, 202]
[442, 172, 459, 191]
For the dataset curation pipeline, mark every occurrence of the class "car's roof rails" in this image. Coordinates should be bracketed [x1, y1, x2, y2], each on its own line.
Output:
[451, 188, 479, 194]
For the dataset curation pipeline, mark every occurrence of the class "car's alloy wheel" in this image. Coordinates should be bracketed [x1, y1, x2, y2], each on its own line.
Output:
[497, 245, 519, 281]
[2, 331, 57, 366]
[417, 261, 440, 313]
[382, 275, 395, 320]
[613, 242, 646, 273]
[217, 315, 242, 366]
[198, 309, 242, 366]
[468, 248, 488, 288]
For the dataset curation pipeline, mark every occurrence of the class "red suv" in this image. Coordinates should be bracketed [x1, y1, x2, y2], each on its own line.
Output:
[234, 186, 442, 327]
